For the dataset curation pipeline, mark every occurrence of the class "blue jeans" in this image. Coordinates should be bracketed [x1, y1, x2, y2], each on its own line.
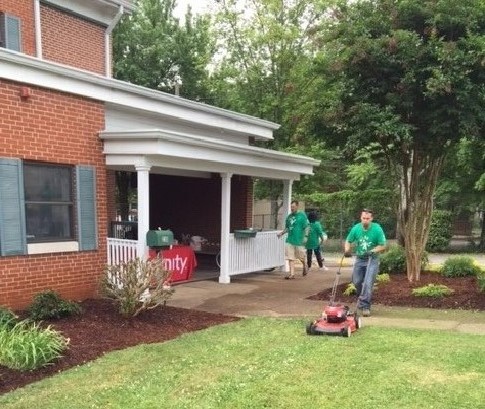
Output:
[352, 256, 380, 310]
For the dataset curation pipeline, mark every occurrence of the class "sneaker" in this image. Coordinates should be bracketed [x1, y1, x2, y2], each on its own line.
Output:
[319, 265, 329, 271]
[284, 275, 295, 280]
[362, 309, 371, 317]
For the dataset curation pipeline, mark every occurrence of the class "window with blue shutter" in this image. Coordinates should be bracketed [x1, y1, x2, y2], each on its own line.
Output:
[76, 166, 98, 251]
[0, 158, 27, 256]
[0, 159, 97, 255]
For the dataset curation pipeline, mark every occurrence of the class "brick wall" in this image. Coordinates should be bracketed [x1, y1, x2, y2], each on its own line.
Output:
[40, 3, 106, 75]
[149, 174, 253, 244]
[0, 0, 36, 56]
[0, 79, 107, 310]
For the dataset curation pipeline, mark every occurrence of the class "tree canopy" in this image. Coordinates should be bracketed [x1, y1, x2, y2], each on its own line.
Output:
[112, 0, 214, 101]
[311, 0, 485, 280]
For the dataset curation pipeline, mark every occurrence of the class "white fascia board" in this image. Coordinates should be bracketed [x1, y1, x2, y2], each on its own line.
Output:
[0, 50, 278, 140]
[42, 0, 134, 25]
[105, 154, 303, 181]
[101, 129, 320, 177]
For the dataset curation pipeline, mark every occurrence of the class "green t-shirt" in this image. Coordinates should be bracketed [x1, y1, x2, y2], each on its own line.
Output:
[285, 211, 309, 246]
[305, 221, 326, 249]
[346, 222, 386, 256]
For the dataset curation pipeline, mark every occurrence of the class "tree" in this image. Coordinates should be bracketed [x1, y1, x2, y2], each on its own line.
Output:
[210, 0, 332, 213]
[112, 0, 214, 101]
[210, 0, 330, 144]
[312, 0, 485, 281]
[435, 138, 485, 249]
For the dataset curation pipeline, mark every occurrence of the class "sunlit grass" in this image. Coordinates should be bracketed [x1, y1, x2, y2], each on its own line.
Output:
[1, 318, 484, 409]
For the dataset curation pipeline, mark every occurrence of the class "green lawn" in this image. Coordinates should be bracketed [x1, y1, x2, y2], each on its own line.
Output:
[1, 318, 484, 409]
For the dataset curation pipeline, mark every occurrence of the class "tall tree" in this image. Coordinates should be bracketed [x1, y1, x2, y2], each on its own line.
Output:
[211, 0, 329, 146]
[112, 0, 214, 101]
[312, 0, 485, 281]
[211, 0, 332, 213]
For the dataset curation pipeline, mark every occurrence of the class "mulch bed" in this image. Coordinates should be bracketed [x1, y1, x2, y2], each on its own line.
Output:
[2, 272, 484, 396]
[0, 299, 240, 395]
[308, 271, 485, 310]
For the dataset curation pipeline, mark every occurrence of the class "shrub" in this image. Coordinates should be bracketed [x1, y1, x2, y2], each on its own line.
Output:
[426, 210, 453, 252]
[440, 256, 482, 278]
[412, 284, 454, 298]
[0, 320, 69, 371]
[343, 283, 356, 296]
[379, 244, 428, 274]
[0, 306, 18, 331]
[28, 290, 82, 321]
[101, 257, 174, 317]
[376, 273, 390, 284]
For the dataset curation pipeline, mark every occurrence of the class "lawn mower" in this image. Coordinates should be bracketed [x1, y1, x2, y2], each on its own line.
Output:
[306, 255, 362, 337]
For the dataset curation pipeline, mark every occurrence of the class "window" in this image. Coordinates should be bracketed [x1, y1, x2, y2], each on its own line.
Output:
[0, 13, 21, 52]
[24, 163, 74, 243]
[0, 158, 97, 256]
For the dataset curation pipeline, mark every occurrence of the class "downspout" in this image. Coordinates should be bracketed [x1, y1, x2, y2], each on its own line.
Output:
[33, 0, 42, 58]
[104, 5, 124, 77]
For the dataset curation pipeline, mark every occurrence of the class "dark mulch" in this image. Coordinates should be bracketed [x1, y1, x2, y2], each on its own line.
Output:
[308, 271, 485, 311]
[2, 273, 484, 396]
[0, 299, 240, 395]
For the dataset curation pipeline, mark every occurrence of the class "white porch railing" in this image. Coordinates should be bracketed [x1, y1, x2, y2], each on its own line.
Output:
[228, 230, 284, 276]
[107, 238, 137, 265]
[107, 232, 285, 277]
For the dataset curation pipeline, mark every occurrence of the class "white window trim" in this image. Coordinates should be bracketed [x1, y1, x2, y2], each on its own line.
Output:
[28, 241, 79, 254]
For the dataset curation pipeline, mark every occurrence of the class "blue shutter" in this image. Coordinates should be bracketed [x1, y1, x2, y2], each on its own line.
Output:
[76, 166, 98, 251]
[0, 158, 27, 256]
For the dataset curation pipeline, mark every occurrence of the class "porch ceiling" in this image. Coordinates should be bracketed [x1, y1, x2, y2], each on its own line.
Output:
[100, 129, 320, 180]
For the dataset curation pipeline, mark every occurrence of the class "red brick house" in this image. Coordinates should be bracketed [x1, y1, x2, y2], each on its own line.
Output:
[0, 0, 319, 310]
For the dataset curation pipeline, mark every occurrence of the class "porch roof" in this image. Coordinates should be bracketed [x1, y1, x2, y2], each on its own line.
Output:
[0, 49, 279, 141]
[101, 129, 320, 180]
[1, 49, 321, 179]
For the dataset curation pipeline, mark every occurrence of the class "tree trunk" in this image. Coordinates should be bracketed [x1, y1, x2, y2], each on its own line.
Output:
[397, 150, 444, 282]
[479, 211, 485, 251]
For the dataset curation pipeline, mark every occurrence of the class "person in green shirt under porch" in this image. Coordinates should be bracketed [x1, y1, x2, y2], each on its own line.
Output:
[277, 200, 309, 279]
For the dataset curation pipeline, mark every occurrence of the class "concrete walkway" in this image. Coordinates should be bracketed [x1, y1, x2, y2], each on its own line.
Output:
[167, 253, 485, 335]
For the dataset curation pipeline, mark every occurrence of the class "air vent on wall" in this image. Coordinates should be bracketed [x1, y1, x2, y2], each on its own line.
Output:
[0, 13, 21, 52]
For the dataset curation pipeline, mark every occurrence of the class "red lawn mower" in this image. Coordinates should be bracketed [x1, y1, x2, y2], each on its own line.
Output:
[306, 255, 362, 337]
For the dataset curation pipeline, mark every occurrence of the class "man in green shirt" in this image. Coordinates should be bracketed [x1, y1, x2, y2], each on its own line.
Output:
[277, 200, 309, 279]
[344, 209, 387, 317]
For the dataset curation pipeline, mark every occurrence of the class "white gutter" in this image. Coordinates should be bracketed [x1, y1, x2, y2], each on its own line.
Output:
[34, 0, 42, 58]
[104, 5, 124, 77]
[0, 49, 280, 136]
[100, 129, 320, 167]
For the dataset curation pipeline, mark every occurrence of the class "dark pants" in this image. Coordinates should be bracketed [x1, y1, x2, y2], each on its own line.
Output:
[306, 248, 324, 268]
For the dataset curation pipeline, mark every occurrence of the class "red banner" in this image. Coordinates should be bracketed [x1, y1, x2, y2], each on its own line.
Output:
[149, 245, 197, 282]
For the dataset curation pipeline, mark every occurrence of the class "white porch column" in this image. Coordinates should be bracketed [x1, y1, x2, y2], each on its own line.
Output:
[281, 180, 293, 228]
[219, 172, 232, 284]
[281, 180, 293, 273]
[136, 165, 151, 259]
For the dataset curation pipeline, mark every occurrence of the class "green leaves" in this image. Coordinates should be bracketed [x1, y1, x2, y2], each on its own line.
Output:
[112, 0, 213, 101]
[0, 321, 68, 371]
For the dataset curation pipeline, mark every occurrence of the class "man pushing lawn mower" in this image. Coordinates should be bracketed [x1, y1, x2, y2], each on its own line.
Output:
[344, 208, 387, 317]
